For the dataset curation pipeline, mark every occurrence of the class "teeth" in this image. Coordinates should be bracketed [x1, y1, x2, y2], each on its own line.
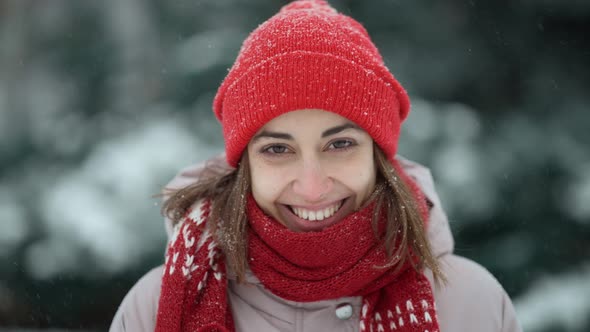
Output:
[291, 202, 342, 221]
[316, 210, 324, 221]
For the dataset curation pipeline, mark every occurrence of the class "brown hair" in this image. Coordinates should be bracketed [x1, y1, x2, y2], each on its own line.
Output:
[162, 147, 444, 283]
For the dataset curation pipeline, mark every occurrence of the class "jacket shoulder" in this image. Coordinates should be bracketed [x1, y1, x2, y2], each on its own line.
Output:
[109, 265, 163, 332]
[432, 255, 522, 332]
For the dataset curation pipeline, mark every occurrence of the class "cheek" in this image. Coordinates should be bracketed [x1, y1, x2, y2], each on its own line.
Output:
[350, 168, 376, 200]
[249, 161, 288, 209]
[334, 153, 376, 206]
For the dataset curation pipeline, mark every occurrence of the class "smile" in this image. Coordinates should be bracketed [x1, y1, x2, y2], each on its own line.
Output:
[289, 201, 343, 221]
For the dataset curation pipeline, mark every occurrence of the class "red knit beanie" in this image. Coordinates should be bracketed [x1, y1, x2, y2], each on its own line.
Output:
[213, 0, 410, 167]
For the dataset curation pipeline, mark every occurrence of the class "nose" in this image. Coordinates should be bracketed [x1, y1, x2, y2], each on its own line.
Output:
[292, 157, 333, 203]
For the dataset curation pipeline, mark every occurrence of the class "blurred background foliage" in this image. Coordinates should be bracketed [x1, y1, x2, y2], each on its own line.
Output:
[0, 0, 588, 331]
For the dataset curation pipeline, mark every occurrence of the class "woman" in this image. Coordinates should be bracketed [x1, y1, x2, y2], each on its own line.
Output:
[110, 1, 521, 331]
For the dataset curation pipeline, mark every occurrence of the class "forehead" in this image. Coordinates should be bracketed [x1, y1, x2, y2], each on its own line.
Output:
[260, 109, 352, 129]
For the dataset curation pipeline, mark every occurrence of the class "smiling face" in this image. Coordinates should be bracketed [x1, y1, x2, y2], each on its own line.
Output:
[246, 109, 377, 232]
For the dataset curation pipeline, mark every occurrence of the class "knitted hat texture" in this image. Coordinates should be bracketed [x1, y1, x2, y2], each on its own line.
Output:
[213, 0, 410, 167]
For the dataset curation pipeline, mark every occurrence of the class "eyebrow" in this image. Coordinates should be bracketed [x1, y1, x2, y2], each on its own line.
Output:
[251, 123, 361, 142]
[252, 131, 293, 141]
[321, 123, 361, 137]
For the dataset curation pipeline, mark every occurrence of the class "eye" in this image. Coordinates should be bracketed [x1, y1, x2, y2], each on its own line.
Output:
[261, 144, 290, 154]
[327, 139, 355, 150]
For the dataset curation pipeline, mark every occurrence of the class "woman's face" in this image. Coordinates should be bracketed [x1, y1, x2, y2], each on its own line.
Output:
[247, 109, 376, 232]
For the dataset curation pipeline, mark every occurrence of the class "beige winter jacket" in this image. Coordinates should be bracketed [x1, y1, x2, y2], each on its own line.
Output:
[109, 157, 522, 332]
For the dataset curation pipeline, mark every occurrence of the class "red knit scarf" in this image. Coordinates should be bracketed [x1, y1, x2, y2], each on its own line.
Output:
[155, 181, 440, 332]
